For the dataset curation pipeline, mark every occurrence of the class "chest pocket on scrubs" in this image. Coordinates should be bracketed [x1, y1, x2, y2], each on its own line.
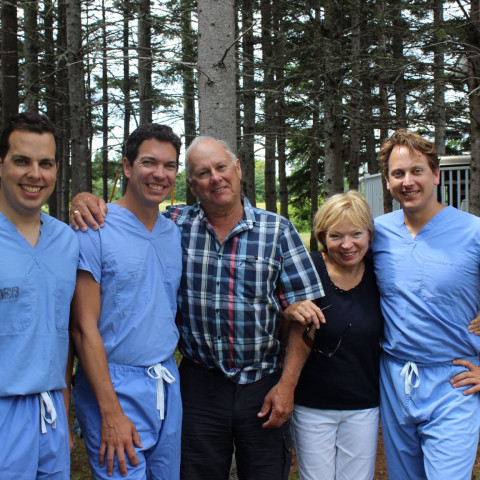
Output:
[233, 256, 281, 301]
[113, 257, 148, 315]
[421, 257, 465, 305]
[0, 275, 34, 334]
[374, 254, 401, 298]
[55, 277, 76, 331]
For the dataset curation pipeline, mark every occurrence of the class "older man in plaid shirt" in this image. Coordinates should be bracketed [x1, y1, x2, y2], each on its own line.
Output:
[71, 135, 325, 480]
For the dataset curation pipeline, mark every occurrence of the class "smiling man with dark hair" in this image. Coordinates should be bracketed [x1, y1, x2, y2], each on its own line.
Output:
[70, 123, 183, 480]
[0, 112, 78, 480]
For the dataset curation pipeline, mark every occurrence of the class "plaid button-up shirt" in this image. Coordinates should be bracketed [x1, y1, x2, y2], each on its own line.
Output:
[165, 197, 324, 384]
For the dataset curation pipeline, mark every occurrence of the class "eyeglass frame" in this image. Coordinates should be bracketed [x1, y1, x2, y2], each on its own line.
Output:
[302, 321, 352, 358]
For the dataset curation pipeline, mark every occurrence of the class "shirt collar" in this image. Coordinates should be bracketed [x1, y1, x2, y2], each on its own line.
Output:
[195, 194, 256, 230]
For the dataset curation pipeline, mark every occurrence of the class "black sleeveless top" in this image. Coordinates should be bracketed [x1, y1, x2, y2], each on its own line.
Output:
[294, 252, 383, 410]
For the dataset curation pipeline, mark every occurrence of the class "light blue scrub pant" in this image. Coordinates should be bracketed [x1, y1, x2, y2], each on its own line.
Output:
[0, 390, 70, 480]
[380, 353, 480, 480]
[73, 356, 182, 480]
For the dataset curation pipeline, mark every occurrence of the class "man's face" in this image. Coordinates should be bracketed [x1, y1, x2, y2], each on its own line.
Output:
[386, 145, 440, 214]
[188, 139, 242, 214]
[0, 130, 57, 217]
[123, 138, 178, 207]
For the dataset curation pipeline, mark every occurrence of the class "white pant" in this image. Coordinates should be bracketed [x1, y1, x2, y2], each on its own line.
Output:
[291, 404, 379, 480]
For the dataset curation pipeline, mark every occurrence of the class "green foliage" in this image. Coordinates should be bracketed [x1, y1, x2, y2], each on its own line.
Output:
[173, 170, 188, 203]
[255, 160, 266, 203]
[288, 200, 312, 233]
[91, 150, 123, 202]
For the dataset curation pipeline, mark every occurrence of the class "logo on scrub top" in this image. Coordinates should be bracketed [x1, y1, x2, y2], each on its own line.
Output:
[0, 286, 20, 300]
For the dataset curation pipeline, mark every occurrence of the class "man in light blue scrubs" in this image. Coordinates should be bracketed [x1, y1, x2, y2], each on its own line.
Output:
[372, 130, 480, 480]
[71, 124, 183, 480]
[0, 112, 78, 479]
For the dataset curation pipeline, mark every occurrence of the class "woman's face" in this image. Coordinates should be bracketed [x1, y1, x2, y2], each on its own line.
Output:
[325, 218, 371, 269]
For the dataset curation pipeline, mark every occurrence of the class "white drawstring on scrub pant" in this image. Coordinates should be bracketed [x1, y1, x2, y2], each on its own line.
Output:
[39, 391, 57, 434]
[147, 362, 176, 420]
[400, 361, 420, 395]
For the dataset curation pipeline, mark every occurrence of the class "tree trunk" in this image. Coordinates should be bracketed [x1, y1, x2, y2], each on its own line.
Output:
[1, 0, 19, 122]
[240, 0, 256, 205]
[377, 0, 393, 213]
[66, 0, 90, 196]
[274, 0, 288, 218]
[102, 0, 109, 201]
[44, 0, 58, 217]
[310, 104, 320, 253]
[392, 0, 407, 129]
[466, 0, 480, 216]
[323, 0, 344, 198]
[23, 0, 39, 111]
[261, 0, 277, 213]
[181, 0, 197, 205]
[56, 0, 71, 222]
[433, 0, 446, 156]
[197, 0, 237, 149]
[122, 0, 132, 195]
[138, 0, 153, 124]
[348, 0, 361, 191]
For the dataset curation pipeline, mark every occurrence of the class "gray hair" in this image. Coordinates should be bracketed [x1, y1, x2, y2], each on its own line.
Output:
[185, 136, 238, 179]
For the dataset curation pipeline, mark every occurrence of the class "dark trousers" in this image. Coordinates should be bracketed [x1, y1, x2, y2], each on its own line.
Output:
[179, 358, 292, 480]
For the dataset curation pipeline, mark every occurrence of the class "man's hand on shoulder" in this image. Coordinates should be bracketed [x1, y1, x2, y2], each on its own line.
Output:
[71, 192, 108, 232]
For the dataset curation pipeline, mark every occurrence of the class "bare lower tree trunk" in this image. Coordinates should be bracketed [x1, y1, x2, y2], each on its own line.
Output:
[348, 0, 361, 191]
[240, 0, 256, 205]
[466, 0, 480, 216]
[310, 104, 320, 253]
[433, 0, 446, 156]
[56, 0, 71, 222]
[181, 0, 197, 205]
[66, 0, 89, 196]
[197, 0, 237, 149]
[23, 0, 39, 112]
[274, 0, 288, 218]
[138, 0, 152, 124]
[261, 0, 277, 213]
[101, 0, 109, 201]
[44, 0, 58, 217]
[392, 0, 407, 129]
[323, 0, 344, 198]
[122, 0, 132, 195]
[1, 0, 19, 122]
[377, 0, 393, 213]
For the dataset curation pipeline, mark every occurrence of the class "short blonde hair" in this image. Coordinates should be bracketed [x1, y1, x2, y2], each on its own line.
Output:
[313, 190, 374, 253]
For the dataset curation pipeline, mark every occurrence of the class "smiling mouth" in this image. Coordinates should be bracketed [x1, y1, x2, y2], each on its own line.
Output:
[213, 186, 227, 192]
[20, 185, 42, 193]
[148, 184, 166, 191]
[404, 190, 419, 197]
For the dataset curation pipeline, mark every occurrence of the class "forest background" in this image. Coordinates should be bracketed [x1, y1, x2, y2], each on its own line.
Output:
[2, 0, 480, 249]
[3, 2, 480, 478]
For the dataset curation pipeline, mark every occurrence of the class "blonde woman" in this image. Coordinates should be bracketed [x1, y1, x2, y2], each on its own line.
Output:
[279, 191, 383, 480]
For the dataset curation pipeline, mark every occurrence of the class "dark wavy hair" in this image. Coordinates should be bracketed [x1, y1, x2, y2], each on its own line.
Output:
[0, 112, 56, 161]
[124, 123, 181, 166]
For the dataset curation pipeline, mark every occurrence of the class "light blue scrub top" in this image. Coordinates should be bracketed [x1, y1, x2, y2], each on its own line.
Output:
[372, 206, 480, 362]
[0, 212, 79, 396]
[75, 204, 182, 366]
